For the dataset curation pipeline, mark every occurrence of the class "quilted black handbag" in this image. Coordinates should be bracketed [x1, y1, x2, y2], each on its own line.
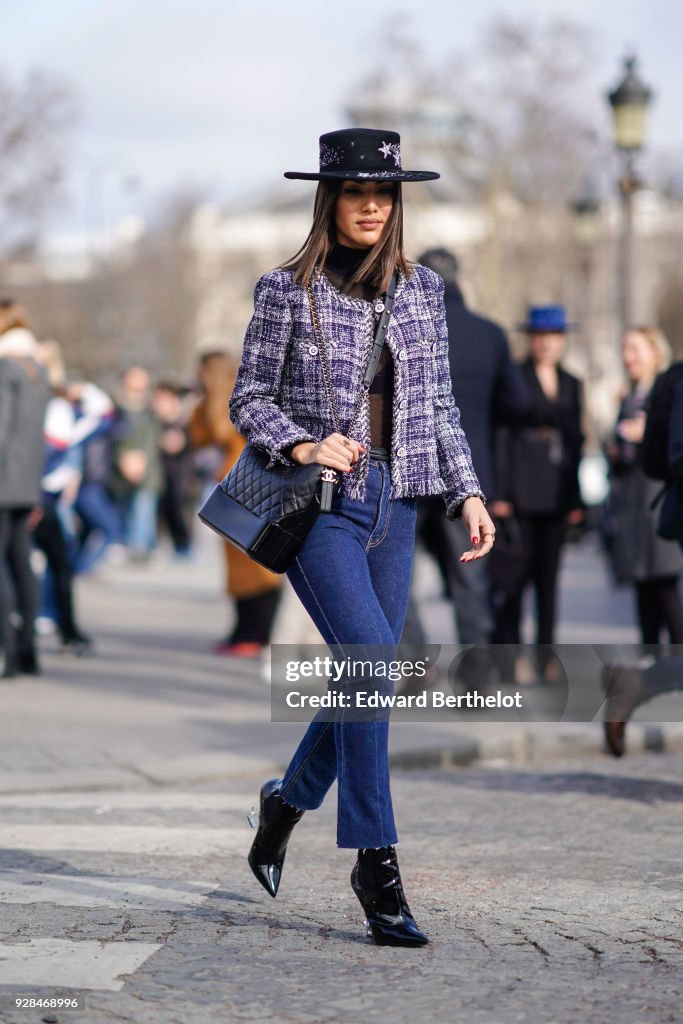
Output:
[198, 445, 340, 572]
[198, 272, 396, 573]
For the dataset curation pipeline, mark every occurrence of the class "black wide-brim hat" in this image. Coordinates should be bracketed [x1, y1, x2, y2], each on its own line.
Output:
[284, 128, 440, 183]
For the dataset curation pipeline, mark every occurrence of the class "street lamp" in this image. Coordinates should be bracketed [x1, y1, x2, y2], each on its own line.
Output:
[571, 183, 601, 379]
[606, 55, 653, 333]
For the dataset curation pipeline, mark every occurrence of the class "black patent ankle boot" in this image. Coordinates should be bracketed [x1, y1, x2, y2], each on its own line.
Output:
[247, 778, 305, 897]
[351, 845, 430, 947]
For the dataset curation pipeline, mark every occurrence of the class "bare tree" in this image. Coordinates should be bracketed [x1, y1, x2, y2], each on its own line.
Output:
[0, 69, 77, 252]
[6, 185, 203, 382]
[346, 15, 606, 319]
[349, 15, 602, 203]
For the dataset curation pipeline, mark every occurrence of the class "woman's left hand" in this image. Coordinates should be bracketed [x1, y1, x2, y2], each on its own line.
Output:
[616, 414, 646, 444]
[459, 496, 496, 562]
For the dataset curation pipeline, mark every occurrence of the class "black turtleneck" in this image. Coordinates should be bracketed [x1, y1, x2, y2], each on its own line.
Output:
[322, 244, 394, 451]
[324, 242, 378, 302]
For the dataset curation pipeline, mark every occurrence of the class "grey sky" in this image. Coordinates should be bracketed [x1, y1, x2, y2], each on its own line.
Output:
[4, 0, 682, 236]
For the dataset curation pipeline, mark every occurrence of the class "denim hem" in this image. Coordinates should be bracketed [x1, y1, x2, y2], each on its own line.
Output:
[335, 829, 399, 850]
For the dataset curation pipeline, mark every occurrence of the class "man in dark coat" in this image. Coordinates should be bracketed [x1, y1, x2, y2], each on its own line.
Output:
[0, 303, 50, 676]
[410, 249, 529, 680]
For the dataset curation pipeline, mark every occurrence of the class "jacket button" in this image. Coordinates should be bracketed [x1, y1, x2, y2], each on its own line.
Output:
[398, 350, 407, 361]
[308, 344, 318, 355]
[399, 399, 408, 410]
[397, 445, 406, 457]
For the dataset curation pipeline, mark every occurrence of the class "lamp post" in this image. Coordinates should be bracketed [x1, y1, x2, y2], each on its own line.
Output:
[571, 184, 601, 380]
[607, 55, 653, 334]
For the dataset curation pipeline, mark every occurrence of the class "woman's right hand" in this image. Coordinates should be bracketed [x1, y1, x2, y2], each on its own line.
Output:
[291, 433, 366, 473]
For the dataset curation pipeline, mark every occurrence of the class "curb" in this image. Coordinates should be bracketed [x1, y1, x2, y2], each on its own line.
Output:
[389, 721, 683, 770]
[3, 724, 683, 797]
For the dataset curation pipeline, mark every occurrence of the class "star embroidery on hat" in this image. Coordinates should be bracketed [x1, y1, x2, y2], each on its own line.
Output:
[319, 143, 343, 168]
[378, 141, 401, 166]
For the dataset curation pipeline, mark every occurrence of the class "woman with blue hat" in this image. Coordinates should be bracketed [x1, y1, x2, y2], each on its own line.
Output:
[491, 305, 584, 682]
[229, 128, 495, 946]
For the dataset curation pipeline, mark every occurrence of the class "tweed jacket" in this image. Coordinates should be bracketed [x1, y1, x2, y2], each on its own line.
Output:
[229, 263, 484, 518]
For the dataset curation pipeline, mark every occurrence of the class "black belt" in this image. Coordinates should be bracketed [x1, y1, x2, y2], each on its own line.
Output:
[368, 447, 390, 462]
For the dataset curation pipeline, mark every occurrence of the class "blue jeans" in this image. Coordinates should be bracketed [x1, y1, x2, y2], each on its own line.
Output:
[124, 487, 158, 554]
[279, 457, 418, 849]
[75, 483, 122, 573]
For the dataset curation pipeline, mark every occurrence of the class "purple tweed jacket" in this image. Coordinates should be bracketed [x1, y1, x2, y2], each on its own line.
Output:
[229, 263, 485, 518]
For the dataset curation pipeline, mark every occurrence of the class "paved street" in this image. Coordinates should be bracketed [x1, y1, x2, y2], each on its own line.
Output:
[1, 762, 682, 1024]
[0, 532, 682, 1023]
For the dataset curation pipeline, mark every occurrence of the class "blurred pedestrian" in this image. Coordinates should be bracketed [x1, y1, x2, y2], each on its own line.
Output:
[603, 361, 683, 756]
[188, 351, 282, 656]
[412, 248, 529, 687]
[72, 377, 121, 574]
[605, 327, 683, 657]
[33, 341, 93, 655]
[110, 366, 163, 563]
[152, 380, 193, 558]
[493, 306, 584, 682]
[0, 299, 50, 677]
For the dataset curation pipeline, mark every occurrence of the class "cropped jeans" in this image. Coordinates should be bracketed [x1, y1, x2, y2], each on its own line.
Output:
[280, 456, 418, 848]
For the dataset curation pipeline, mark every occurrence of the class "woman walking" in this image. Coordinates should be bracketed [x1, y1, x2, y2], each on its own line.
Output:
[492, 306, 584, 683]
[229, 129, 494, 946]
[606, 326, 683, 658]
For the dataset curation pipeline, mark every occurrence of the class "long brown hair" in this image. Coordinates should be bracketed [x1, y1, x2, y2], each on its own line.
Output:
[281, 180, 411, 292]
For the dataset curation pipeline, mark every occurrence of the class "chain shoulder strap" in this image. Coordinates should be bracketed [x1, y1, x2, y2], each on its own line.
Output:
[305, 279, 369, 437]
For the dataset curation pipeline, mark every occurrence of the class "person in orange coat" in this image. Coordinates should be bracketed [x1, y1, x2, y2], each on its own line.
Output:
[188, 350, 282, 656]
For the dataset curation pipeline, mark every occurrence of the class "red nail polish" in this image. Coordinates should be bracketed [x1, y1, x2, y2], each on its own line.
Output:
[472, 537, 479, 545]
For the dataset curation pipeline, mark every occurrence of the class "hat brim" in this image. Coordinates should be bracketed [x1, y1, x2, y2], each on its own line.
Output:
[284, 169, 440, 182]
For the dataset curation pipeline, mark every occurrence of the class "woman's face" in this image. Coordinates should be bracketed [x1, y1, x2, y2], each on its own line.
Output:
[622, 329, 658, 384]
[334, 180, 395, 249]
[529, 331, 565, 368]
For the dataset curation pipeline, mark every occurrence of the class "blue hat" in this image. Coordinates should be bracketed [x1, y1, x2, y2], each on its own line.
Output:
[518, 305, 578, 333]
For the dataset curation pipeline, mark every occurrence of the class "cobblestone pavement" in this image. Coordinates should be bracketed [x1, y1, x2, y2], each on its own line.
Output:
[0, 754, 682, 1024]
